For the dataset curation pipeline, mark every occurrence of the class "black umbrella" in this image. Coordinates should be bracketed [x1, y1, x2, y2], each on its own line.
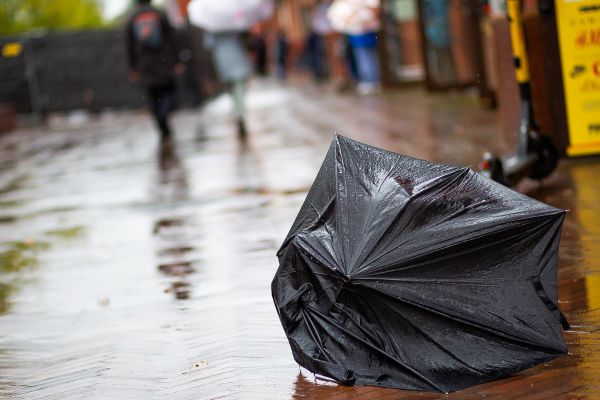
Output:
[272, 135, 569, 393]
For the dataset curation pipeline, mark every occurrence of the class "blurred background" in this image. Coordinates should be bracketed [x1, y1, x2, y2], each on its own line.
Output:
[0, 0, 590, 154]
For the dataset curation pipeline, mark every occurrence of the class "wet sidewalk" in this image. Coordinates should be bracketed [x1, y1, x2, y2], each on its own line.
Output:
[0, 80, 599, 399]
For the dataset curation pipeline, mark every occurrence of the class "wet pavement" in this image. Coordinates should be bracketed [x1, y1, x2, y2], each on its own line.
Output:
[0, 79, 599, 399]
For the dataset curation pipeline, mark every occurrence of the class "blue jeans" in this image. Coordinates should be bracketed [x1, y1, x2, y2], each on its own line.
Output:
[352, 46, 380, 84]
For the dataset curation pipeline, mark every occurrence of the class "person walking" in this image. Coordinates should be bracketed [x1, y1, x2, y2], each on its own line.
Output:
[327, 0, 382, 95]
[275, 30, 290, 80]
[347, 30, 381, 95]
[126, 0, 182, 143]
[205, 31, 252, 140]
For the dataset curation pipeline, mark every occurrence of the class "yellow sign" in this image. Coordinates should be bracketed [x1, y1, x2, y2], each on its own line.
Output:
[556, 1, 600, 156]
[2, 42, 23, 58]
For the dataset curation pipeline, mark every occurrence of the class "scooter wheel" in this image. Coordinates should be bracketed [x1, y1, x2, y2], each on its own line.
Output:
[528, 135, 559, 180]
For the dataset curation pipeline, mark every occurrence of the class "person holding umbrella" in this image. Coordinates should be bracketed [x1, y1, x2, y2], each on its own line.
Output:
[126, 0, 183, 143]
[188, 0, 274, 141]
[206, 31, 252, 140]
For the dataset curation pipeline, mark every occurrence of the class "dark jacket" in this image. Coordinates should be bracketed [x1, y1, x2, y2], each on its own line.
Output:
[126, 5, 179, 87]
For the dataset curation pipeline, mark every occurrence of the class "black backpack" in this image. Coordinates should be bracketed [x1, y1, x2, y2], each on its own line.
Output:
[132, 10, 163, 49]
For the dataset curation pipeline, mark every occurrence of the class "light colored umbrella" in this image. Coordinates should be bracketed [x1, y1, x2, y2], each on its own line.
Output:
[312, 2, 334, 35]
[187, 0, 274, 32]
[327, 0, 381, 35]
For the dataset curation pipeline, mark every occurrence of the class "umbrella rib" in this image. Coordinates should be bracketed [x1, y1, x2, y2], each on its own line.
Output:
[295, 237, 341, 276]
[367, 291, 486, 377]
[536, 217, 563, 276]
[354, 199, 491, 276]
[354, 168, 470, 274]
[306, 305, 447, 393]
[352, 276, 564, 348]
[278, 194, 336, 256]
[301, 308, 336, 364]
[354, 276, 510, 286]
[331, 286, 478, 376]
[307, 196, 336, 229]
[358, 214, 554, 277]
[330, 289, 389, 349]
[349, 156, 404, 273]
[334, 139, 350, 272]
[363, 284, 565, 353]
[363, 205, 560, 275]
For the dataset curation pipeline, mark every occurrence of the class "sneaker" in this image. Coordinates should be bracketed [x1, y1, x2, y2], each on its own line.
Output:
[356, 82, 382, 96]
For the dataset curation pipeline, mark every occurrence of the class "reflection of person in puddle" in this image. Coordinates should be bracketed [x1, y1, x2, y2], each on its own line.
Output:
[152, 140, 195, 300]
[234, 144, 265, 194]
[156, 140, 189, 201]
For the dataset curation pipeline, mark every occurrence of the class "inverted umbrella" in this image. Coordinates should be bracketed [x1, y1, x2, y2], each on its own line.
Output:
[272, 135, 569, 393]
[187, 0, 274, 32]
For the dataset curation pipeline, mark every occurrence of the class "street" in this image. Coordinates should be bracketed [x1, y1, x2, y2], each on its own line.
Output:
[0, 80, 599, 399]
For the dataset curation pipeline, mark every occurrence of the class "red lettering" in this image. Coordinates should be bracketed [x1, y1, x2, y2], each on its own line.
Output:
[576, 31, 587, 47]
[575, 30, 600, 48]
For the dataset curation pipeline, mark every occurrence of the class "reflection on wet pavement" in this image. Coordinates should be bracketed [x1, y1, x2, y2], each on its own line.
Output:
[153, 141, 197, 301]
[0, 80, 598, 399]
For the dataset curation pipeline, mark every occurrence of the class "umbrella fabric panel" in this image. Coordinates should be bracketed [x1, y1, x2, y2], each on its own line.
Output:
[310, 137, 558, 278]
[295, 210, 566, 348]
[273, 135, 568, 393]
[274, 242, 564, 393]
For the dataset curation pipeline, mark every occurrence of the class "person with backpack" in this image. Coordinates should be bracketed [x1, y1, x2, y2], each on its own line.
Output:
[126, 0, 183, 143]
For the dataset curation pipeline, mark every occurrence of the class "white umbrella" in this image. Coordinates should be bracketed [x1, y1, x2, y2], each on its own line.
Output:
[327, 0, 381, 35]
[187, 0, 274, 32]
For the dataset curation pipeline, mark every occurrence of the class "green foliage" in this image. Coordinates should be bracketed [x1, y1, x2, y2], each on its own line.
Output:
[0, 0, 105, 36]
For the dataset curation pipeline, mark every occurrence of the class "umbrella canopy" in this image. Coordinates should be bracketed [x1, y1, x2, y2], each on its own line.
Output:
[327, 0, 381, 35]
[272, 135, 569, 393]
[187, 0, 274, 32]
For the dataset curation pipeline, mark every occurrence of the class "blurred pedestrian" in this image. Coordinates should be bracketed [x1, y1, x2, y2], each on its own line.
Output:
[277, 0, 308, 78]
[187, 0, 274, 141]
[126, 0, 183, 143]
[205, 32, 252, 140]
[327, 0, 382, 95]
[312, 0, 352, 90]
[276, 30, 290, 80]
[422, 0, 456, 84]
[348, 31, 381, 94]
[305, 3, 327, 83]
[249, 24, 269, 77]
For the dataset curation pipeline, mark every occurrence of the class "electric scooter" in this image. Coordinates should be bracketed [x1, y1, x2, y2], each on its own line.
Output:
[480, 0, 559, 186]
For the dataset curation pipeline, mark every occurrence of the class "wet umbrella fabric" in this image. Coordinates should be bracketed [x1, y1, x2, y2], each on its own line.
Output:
[272, 135, 569, 393]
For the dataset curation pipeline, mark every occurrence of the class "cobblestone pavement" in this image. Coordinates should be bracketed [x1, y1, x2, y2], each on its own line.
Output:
[0, 80, 599, 399]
